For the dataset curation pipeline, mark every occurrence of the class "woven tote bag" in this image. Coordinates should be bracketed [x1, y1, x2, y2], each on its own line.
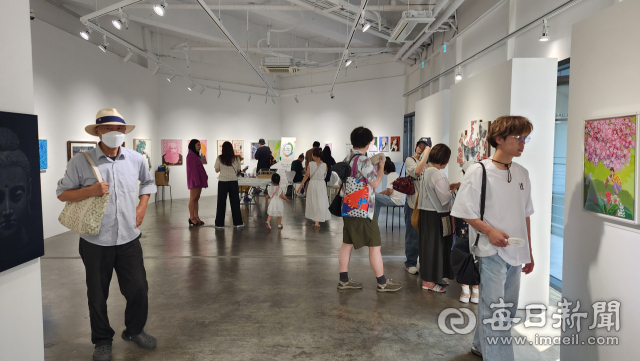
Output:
[58, 152, 110, 236]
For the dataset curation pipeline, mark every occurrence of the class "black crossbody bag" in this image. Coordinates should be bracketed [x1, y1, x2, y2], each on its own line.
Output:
[450, 162, 486, 286]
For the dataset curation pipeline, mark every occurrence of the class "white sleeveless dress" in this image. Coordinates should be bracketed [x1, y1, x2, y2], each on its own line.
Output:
[267, 185, 285, 217]
[306, 162, 332, 222]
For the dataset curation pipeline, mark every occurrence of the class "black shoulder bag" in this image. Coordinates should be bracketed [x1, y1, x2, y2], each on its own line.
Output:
[450, 162, 486, 286]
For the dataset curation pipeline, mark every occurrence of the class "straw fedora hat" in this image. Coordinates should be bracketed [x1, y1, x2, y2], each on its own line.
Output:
[85, 108, 135, 136]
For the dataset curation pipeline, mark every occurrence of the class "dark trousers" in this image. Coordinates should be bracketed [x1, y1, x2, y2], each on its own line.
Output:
[215, 180, 243, 226]
[79, 237, 149, 346]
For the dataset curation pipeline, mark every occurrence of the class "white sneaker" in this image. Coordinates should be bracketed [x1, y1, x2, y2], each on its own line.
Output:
[460, 291, 470, 303]
[405, 266, 419, 275]
[278, 225, 283, 229]
[470, 289, 479, 304]
[214, 225, 224, 229]
[234, 224, 245, 228]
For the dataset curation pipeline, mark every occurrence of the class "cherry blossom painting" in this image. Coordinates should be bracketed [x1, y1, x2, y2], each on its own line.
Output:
[457, 120, 491, 167]
[583, 115, 637, 221]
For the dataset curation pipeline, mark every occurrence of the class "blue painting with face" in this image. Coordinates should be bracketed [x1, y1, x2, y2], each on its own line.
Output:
[0, 111, 44, 273]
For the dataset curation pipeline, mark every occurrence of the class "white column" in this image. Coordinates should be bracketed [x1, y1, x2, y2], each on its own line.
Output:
[0, 1, 45, 361]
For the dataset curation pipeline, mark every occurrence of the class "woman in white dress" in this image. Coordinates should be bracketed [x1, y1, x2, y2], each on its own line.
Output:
[298, 148, 332, 228]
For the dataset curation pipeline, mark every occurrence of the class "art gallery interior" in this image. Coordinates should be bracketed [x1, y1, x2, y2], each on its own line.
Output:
[1, 0, 638, 360]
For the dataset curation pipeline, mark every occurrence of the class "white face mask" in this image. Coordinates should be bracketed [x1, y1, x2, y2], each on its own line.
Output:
[100, 130, 125, 148]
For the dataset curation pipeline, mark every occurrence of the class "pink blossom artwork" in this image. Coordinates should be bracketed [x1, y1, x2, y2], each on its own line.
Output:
[457, 120, 491, 167]
[161, 139, 183, 165]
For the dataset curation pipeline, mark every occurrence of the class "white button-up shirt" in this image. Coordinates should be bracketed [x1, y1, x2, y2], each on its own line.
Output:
[56, 145, 157, 246]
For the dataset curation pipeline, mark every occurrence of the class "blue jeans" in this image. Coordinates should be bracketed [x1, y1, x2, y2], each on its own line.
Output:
[374, 193, 398, 217]
[472, 253, 522, 361]
[403, 203, 419, 268]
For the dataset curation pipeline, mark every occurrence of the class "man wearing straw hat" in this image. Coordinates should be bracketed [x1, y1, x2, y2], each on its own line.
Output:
[57, 109, 157, 361]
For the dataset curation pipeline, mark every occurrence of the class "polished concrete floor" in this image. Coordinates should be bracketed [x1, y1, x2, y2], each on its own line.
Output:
[42, 195, 561, 361]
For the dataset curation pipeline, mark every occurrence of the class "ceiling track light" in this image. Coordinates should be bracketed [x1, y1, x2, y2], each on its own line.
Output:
[112, 8, 128, 30]
[455, 67, 462, 81]
[218, 90, 222, 98]
[167, 74, 176, 82]
[199, 86, 206, 94]
[80, 26, 91, 40]
[272, 98, 275, 104]
[362, 23, 371, 33]
[123, 50, 133, 63]
[98, 35, 109, 52]
[248, 95, 251, 102]
[154, 0, 167, 16]
[152, 63, 160, 75]
[539, 19, 549, 42]
[294, 95, 299, 104]
[345, 58, 352, 67]
[188, 82, 196, 91]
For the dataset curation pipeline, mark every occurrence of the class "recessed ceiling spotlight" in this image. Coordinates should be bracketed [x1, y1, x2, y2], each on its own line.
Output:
[167, 74, 176, 82]
[539, 19, 549, 42]
[98, 35, 109, 52]
[362, 23, 371, 33]
[345, 58, 352, 67]
[294, 95, 299, 104]
[154, 0, 167, 16]
[188, 82, 196, 91]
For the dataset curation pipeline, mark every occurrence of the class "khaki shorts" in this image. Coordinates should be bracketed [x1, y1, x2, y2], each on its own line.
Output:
[343, 214, 382, 250]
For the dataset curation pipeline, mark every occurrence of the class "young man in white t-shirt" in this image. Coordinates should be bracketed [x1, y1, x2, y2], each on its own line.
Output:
[451, 116, 535, 361]
[374, 157, 406, 217]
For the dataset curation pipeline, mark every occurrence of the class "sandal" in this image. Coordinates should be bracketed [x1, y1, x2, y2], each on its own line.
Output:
[422, 283, 446, 293]
[195, 218, 205, 226]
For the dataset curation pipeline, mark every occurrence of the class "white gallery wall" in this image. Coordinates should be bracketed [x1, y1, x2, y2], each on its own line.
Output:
[449, 58, 558, 308]
[32, 20, 161, 239]
[0, 1, 45, 361]
[562, 1, 640, 359]
[415, 89, 450, 147]
[281, 75, 406, 164]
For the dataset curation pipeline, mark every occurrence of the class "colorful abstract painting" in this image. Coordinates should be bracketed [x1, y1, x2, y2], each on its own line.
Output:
[457, 120, 491, 167]
[161, 139, 183, 166]
[583, 115, 637, 221]
[199, 139, 208, 164]
[232, 140, 244, 163]
[251, 142, 260, 159]
[269, 140, 281, 162]
[39, 139, 47, 170]
[390, 137, 400, 152]
[134, 139, 152, 171]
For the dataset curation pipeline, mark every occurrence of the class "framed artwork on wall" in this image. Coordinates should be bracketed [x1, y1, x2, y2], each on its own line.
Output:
[133, 139, 152, 171]
[39, 139, 47, 170]
[217, 140, 228, 157]
[269, 140, 281, 161]
[161, 139, 183, 165]
[456, 120, 491, 167]
[232, 140, 244, 164]
[0, 111, 45, 273]
[390, 137, 400, 152]
[67, 141, 97, 161]
[379, 136, 389, 152]
[199, 139, 208, 164]
[583, 114, 638, 223]
[251, 142, 260, 159]
[372, 137, 378, 151]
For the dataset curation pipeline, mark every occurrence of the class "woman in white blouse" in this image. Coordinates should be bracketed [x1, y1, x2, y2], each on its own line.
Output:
[416, 144, 460, 293]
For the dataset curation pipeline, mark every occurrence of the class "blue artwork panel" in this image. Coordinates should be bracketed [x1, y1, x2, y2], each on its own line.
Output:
[39, 139, 47, 170]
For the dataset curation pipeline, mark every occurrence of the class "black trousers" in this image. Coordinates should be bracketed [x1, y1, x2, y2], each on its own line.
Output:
[215, 180, 243, 226]
[79, 237, 149, 346]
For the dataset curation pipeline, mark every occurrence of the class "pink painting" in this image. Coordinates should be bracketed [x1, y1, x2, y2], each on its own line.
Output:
[457, 120, 491, 167]
[161, 139, 183, 165]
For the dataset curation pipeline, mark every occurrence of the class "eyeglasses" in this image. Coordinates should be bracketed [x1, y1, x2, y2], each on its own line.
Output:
[511, 135, 531, 144]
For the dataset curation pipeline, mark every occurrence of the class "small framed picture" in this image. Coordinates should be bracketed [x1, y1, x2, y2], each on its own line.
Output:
[67, 141, 97, 161]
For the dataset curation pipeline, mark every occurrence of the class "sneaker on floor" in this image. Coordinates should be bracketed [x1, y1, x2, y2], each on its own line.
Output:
[121, 330, 157, 350]
[277, 225, 283, 229]
[471, 345, 482, 357]
[470, 289, 479, 304]
[214, 225, 224, 229]
[234, 224, 245, 228]
[460, 291, 470, 303]
[405, 266, 419, 275]
[337, 279, 363, 290]
[265, 222, 271, 230]
[376, 279, 402, 292]
[93, 345, 112, 361]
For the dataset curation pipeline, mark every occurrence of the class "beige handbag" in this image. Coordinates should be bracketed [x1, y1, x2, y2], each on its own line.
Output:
[58, 152, 110, 236]
[411, 191, 420, 230]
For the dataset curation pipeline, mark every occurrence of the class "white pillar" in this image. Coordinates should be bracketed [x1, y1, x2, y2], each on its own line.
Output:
[0, 1, 45, 361]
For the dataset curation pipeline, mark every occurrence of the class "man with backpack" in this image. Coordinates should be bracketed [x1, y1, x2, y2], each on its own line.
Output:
[336, 127, 402, 292]
[451, 116, 535, 360]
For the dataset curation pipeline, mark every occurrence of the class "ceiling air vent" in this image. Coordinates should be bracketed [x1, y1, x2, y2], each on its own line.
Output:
[259, 57, 299, 74]
[389, 10, 435, 43]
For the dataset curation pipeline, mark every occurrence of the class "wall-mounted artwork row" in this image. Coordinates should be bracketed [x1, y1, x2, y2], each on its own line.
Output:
[0, 111, 45, 273]
[161, 139, 183, 166]
[134, 139, 152, 171]
[457, 120, 491, 167]
[583, 115, 637, 223]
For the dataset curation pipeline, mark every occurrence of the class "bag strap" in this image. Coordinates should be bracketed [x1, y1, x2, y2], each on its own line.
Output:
[473, 162, 487, 248]
[309, 162, 322, 180]
[413, 190, 420, 209]
[82, 152, 104, 183]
